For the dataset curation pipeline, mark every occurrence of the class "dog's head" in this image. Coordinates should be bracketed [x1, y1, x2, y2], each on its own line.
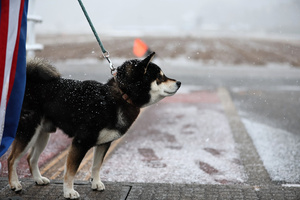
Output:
[116, 52, 181, 107]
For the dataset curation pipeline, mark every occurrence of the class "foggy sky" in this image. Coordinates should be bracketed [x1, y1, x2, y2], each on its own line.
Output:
[33, 0, 300, 36]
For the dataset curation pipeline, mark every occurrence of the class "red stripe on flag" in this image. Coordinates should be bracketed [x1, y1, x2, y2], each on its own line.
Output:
[0, 0, 10, 101]
[7, 0, 25, 100]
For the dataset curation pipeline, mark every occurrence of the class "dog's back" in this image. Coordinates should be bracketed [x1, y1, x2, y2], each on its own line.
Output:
[23, 59, 115, 138]
[27, 58, 60, 82]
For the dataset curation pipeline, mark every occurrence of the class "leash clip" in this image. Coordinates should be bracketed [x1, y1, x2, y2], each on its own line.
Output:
[103, 51, 116, 75]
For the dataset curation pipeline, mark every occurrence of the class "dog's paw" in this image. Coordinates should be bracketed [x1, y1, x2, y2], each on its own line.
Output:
[10, 181, 22, 191]
[64, 189, 80, 199]
[91, 180, 105, 191]
[35, 176, 50, 185]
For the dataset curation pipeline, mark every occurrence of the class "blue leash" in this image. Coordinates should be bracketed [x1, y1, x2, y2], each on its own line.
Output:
[77, 0, 116, 73]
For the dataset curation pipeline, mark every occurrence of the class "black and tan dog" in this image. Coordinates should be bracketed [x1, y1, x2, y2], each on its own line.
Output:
[8, 52, 181, 199]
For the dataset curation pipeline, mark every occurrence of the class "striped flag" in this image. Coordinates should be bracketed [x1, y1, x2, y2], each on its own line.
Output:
[0, 0, 28, 157]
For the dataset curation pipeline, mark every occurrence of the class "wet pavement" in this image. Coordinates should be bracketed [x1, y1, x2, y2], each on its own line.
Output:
[1, 178, 300, 200]
[100, 87, 246, 184]
[0, 47, 300, 198]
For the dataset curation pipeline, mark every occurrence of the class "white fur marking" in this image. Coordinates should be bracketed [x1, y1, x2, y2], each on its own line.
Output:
[64, 171, 79, 199]
[30, 130, 51, 185]
[10, 155, 23, 191]
[91, 180, 105, 191]
[97, 129, 121, 145]
[143, 79, 179, 107]
[117, 109, 126, 127]
[64, 187, 80, 199]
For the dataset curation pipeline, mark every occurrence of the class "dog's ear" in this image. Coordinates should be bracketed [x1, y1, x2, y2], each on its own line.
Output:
[140, 52, 155, 74]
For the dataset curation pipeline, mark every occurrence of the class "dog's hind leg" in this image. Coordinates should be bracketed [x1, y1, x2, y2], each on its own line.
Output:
[27, 120, 55, 185]
[8, 125, 41, 191]
[90, 142, 111, 191]
[8, 110, 44, 191]
[63, 141, 90, 199]
[8, 138, 29, 191]
[27, 132, 50, 185]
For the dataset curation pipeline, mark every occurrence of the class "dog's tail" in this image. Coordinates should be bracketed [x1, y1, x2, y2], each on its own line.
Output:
[27, 58, 61, 82]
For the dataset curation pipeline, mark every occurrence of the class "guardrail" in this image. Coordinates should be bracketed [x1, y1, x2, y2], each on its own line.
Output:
[26, 0, 43, 58]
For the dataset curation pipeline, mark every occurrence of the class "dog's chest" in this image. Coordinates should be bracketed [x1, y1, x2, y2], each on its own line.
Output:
[96, 129, 121, 145]
[96, 108, 131, 145]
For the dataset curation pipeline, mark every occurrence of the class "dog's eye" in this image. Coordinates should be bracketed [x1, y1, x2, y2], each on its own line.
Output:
[156, 74, 165, 84]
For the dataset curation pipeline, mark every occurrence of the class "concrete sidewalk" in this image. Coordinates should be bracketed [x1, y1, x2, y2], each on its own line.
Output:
[0, 178, 300, 200]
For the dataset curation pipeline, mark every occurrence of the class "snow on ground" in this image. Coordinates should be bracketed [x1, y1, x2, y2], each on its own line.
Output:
[242, 118, 300, 183]
[100, 89, 247, 184]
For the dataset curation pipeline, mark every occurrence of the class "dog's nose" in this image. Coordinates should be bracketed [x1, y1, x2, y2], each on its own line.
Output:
[176, 81, 181, 87]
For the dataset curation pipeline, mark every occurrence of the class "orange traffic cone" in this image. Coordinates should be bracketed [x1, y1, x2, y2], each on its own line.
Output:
[133, 38, 152, 57]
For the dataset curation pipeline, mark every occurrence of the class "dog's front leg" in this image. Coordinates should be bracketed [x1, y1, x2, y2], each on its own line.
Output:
[91, 142, 111, 191]
[64, 142, 89, 199]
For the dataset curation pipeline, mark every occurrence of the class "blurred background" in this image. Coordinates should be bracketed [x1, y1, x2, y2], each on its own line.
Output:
[35, 0, 300, 37]
[31, 0, 300, 66]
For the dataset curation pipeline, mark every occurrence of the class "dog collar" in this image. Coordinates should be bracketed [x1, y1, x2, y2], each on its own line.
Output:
[121, 92, 134, 105]
[118, 87, 134, 105]
[113, 73, 134, 106]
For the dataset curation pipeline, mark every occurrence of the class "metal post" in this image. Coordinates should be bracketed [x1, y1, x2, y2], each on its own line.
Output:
[26, 0, 43, 58]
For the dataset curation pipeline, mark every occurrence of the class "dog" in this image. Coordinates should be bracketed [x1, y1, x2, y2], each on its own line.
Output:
[7, 52, 181, 199]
